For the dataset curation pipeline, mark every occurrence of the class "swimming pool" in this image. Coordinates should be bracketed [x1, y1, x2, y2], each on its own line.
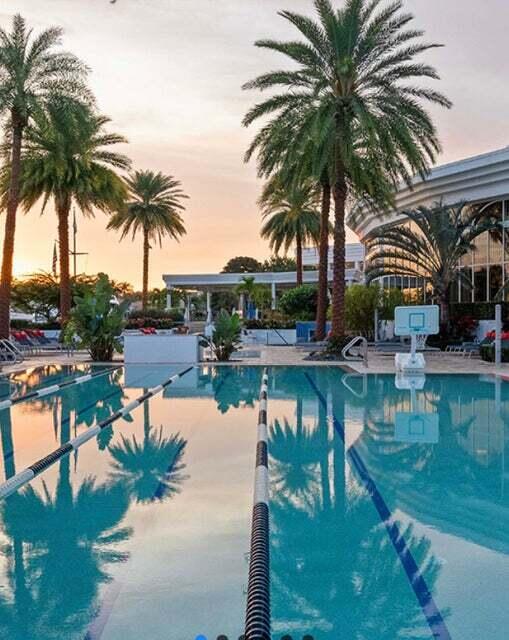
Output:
[0, 365, 508, 639]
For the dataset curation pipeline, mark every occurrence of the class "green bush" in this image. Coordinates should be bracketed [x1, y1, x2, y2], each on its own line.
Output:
[480, 341, 509, 362]
[345, 284, 381, 338]
[244, 311, 295, 330]
[126, 307, 184, 329]
[451, 302, 509, 321]
[278, 285, 317, 320]
[10, 319, 61, 330]
[64, 274, 128, 361]
[211, 311, 242, 361]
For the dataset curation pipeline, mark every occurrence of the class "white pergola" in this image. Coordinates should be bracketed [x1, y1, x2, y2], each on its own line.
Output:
[162, 268, 363, 322]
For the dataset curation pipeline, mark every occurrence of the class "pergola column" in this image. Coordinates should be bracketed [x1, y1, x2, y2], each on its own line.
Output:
[271, 282, 277, 310]
[166, 288, 173, 310]
[184, 294, 191, 323]
[239, 293, 245, 316]
[206, 290, 212, 324]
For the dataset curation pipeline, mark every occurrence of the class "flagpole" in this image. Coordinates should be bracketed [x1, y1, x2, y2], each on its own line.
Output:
[73, 208, 77, 279]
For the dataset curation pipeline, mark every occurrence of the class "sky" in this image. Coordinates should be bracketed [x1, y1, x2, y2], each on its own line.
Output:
[1, 0, 509, 289]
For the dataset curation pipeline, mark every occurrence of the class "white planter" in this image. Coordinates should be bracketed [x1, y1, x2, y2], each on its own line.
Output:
[242, 329, 297, 346]
[124, 334, 200, 364]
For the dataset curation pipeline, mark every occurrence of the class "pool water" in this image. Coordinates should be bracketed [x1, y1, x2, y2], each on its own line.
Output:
[0, 365, 508, 639]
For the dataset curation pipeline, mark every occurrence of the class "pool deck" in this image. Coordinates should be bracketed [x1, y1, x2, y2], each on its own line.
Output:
[2, 346, 509, 376]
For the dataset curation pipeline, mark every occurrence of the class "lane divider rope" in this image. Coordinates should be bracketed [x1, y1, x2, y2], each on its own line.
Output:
[244, 368, 271, 640]
[305, 372, 452, 640]
[0, 365, 123, 412]
[0, 366, 195, 500]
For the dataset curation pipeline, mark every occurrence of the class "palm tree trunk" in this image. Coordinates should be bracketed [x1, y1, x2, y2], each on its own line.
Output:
[142, 228, 149, 310]
[439, 289, 450, 331]
[331, 173, 347, 338]
[296, 232, 303, 286]
[315, 179, 331, 341]
[57, 196, 72, 322]
[0, 119, 24, 339]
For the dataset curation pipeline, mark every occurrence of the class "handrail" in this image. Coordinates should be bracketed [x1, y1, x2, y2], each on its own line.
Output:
[341, 335, 368, 367]
[270, 327, 290, 346]
[341, 372, 368, 398]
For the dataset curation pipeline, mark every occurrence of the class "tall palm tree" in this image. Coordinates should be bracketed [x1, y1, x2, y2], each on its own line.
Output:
[365, 202, 498, 328]
[260, 175, 321, 285]
[0, 14, 90, 336]
[243, 0, 451, 339]
[107, 170, 188, 309]
[11, 101, 130, 321]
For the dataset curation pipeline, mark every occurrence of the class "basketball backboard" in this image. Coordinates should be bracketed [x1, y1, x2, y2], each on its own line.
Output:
[394, 305, 439, 336]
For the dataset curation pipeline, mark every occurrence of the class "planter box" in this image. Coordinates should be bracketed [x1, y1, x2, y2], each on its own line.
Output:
[242, 329, 297, 345]
[124, 333, 200, 364]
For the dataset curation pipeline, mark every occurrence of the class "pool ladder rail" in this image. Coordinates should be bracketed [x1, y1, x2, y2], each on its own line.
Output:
[341, 335, 368, 367]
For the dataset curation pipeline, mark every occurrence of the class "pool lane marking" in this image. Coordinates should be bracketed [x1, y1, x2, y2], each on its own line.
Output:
[0, 366, 195, 500]
[305, 372, 452, 640]
[0, 365, 123, 411]
[244, 368, 271, 640]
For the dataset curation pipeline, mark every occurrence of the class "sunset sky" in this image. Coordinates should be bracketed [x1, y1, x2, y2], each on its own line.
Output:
[2, 0, 509, 289]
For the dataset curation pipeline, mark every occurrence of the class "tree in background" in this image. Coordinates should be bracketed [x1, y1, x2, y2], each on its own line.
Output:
[365, 202, 497, 329]
[11, 271, 133, 323]
[0, 14, 90, 337]
[222, 256, 262, 273]
[243, 0, 450, 340]
[259, 175, 320, 286]
[107, 170, 188, 309]
[262, 255, 297, 272]
[12, 101, 130, 321]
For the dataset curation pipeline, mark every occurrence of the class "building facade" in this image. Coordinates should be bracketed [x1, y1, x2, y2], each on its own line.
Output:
[348, 146, 509, 303]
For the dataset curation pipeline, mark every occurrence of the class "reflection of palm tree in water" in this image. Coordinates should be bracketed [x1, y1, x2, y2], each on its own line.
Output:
[108, 395, 188, 503]
[0, 393, 132, 640]
[270, 371, 446, 639]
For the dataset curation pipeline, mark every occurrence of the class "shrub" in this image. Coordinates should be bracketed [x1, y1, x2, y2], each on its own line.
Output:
[278, 285, 318, 320]
[345, 284, 381, 338]
[244, 311, 295, 330]
[451, 302, 509, 321]
[211, 311, 242, 361]
[10, 319, 61, 330]
[126, 307, 184, 329]
[480, 341, 509, 362]
[64, 275, 128, 361]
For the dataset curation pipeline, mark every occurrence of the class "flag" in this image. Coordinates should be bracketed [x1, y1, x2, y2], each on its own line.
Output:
[52, 241, 58, 275]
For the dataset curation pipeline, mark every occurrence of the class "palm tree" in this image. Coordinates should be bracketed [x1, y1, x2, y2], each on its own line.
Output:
[365, 202, 498, 328]
[260, 175, 321, 285]
[234, 275, 270, 318]
[11, 101, 130, 321]
[107, 170, 188, 309]
[243, 0, 451, 339]
[0, 14, 90, 337]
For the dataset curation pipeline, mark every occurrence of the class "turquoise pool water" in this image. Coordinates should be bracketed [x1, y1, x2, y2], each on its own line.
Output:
[0, 365, 508, 639]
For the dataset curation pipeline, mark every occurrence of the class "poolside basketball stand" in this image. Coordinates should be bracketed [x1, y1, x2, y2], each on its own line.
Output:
[394, 305, 439, 374]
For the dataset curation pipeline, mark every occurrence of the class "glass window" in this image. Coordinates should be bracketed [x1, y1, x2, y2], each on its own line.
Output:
[473, 232, 489, 265]
[474, 265, 488, 302]
[459, 267, 473, 303]
[486, 201, 503, 264]
[489, 264, 503, 301]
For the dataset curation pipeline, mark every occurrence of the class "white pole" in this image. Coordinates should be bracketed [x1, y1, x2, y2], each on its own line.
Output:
[206, 290, 212, 325]
[495, 303, 502, 366]
[374, 308, 379, 343]
[271, 282, 276, 310]
[166, 289, 172, 310]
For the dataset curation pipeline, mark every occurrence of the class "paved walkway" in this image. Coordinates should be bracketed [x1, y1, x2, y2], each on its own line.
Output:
[233, 345, 509, 376]
[2, 346, 508, 377]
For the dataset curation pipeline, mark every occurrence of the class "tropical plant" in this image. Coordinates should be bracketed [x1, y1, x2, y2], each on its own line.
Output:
[9, 101, 130, 321]
[222, 256, 263, 273]
[260, 175, 321, 285]
[235, 275, 270, 316]
[279, 284, 318, 320]
[0, 14, 91, 337]
[243, 0, 451, 339]
[64, 273, 127, 361]
[365, 202, 498, 328]
[210, 310, 242, 361]
[107, 170, 187, 309]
